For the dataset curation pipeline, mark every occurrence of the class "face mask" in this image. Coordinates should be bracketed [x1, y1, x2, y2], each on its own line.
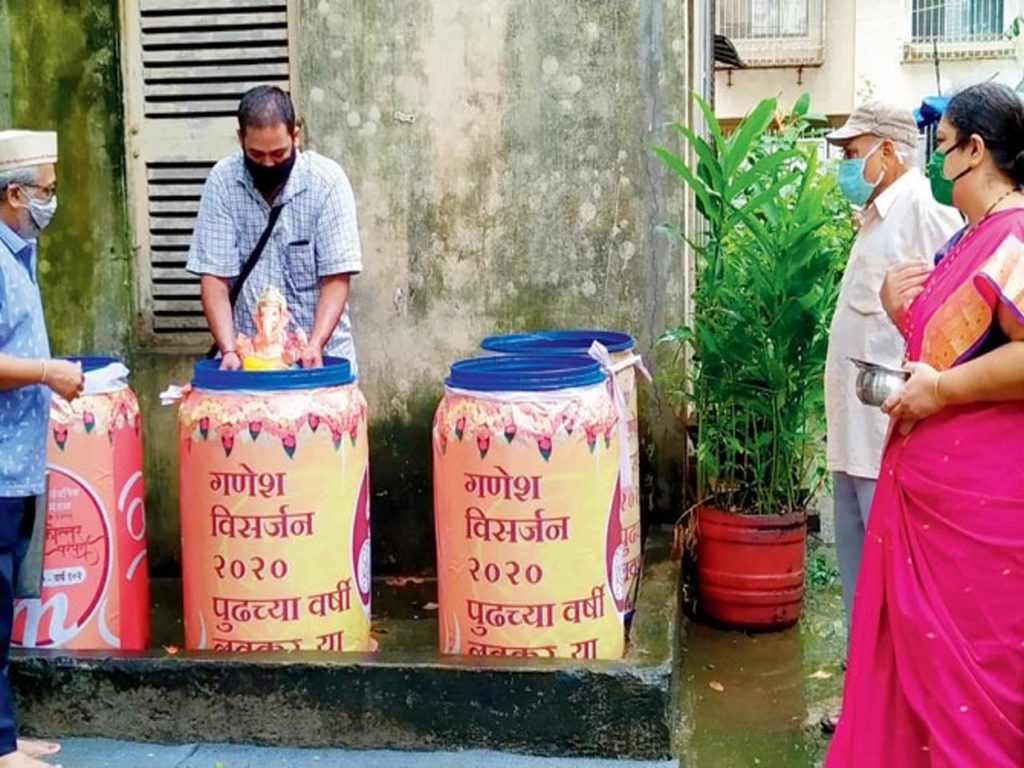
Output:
[13, 189, 58, 240]
[837, 143, 884, 207]
[927, 146, 971, 207]
[245, 148, 296, 194]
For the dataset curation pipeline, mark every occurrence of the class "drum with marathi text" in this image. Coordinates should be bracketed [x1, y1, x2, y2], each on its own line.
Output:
[178, 357, 371, 652]
[14, 357, 150, 650]
[433, 355, 624, 660]
[480, 331, 644, 616]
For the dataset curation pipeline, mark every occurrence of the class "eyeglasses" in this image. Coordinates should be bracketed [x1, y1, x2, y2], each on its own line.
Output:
[19, 183, 57, 202]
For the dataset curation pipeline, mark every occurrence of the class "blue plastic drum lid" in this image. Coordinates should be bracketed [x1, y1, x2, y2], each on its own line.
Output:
[480, 329, 635, 355]
[59, 355, 123, 373]
[446, 355, 607, 392]
[191, 356, 355, 391]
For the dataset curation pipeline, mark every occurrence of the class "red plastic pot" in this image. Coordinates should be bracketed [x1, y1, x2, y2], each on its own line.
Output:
[695, 505, 806, 630]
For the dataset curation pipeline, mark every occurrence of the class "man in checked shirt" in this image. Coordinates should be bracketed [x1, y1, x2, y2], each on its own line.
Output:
[188, 85, 363, 374]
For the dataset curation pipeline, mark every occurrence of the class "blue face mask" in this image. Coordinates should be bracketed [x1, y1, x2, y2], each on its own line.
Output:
[837, 142, 884, 207]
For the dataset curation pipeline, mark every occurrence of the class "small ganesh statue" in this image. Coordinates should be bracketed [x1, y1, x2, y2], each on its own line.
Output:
[236, 285, 307, 370]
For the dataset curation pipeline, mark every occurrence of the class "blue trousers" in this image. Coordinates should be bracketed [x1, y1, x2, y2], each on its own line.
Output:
[0, 496, 32, 756]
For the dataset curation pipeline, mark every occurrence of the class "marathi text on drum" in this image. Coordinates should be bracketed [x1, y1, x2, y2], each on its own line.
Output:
[466, 584, 609, 637]
[466, 599, 556, 637]
[308, 580, 352, 617]
[210, 504, 315, 540]
[211, 579, 355, 633]
[44, 525, 102, 566]
[212, 595, 302, 633]
[619, 555, 642, 585]
[571, 638, 598, 659]
[464, 507, 570, 543]
[316, 629, 346, 651]
[209, 464, 287, 498]
[463, 467, 542, 501]
[466, 641, 558, 658]
[623, 521, 641, 547]
[562, 585, 606, 624]
[212, 637, 302, 652]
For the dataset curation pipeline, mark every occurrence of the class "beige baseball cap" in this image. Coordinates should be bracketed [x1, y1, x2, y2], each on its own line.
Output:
[825, 102, 918, 147]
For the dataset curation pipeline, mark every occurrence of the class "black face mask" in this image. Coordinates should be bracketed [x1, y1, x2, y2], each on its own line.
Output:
[244, 147, 297, 194]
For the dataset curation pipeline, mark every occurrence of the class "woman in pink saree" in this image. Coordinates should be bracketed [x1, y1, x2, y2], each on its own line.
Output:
[826, 82, 1024, 767]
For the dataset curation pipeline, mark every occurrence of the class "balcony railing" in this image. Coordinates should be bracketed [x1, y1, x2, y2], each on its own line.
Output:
[716, 0, 826, 68]
[905, 0, 1015, 61]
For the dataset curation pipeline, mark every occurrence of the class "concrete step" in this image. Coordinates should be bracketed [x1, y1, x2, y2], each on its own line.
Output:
[12, 529, 680, 760]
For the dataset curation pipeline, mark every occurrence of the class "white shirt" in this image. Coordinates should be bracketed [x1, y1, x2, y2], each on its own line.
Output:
[824, 169, 962, 478]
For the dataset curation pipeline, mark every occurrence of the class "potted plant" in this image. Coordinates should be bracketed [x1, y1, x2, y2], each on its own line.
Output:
[653, 94, 854, 629]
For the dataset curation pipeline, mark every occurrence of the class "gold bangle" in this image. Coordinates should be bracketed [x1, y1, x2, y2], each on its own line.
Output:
[933, 372, 945, 406]
[39, 359, 47, 384]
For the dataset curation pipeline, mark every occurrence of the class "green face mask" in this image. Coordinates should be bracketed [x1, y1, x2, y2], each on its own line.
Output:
[927, 145, 970, 207]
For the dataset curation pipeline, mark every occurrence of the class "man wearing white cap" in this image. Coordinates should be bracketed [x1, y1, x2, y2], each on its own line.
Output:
[820, 104, 961, 734]
[0, 129, 85, 768]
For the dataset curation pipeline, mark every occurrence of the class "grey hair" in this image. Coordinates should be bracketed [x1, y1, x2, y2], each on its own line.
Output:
[0, 166, 40, 200]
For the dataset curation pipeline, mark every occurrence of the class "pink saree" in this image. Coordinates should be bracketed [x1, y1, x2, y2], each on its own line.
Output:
[826, 208, 1024, 768]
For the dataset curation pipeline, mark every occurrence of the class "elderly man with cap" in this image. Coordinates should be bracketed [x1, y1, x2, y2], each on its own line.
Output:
[819, 103, 961, 734]
[0, 130, 84, 768]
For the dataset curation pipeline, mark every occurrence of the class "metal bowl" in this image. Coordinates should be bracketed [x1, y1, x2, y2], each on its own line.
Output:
[849, 358, 908, 407]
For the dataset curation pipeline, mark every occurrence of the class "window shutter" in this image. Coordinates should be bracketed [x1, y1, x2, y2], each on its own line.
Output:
[125, 0, 294, 345]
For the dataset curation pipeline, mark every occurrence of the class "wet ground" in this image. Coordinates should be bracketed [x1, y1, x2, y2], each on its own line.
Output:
[676, 537, 846, 768]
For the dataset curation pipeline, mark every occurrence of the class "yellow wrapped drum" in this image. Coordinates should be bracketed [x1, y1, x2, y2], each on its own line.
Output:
[178, 357, 371, 652]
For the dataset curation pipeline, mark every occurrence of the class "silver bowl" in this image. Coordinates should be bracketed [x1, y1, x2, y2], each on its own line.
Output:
[849, 358, 908, 407]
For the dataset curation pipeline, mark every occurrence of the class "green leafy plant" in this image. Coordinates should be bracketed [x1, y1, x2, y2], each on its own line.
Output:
[653, 94, 853, 516]
[807, 552, 840, 590]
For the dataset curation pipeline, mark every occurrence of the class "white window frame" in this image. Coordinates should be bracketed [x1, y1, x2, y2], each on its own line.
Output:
[716, 0, 827, 68]
[903, 0, 1016, 62]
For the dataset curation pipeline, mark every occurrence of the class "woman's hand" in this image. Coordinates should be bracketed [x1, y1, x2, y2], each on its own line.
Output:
[880, 261, 931, 332]
[882, 361, 945, 421]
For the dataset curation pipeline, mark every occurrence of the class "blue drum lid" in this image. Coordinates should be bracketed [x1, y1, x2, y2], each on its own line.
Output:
[480, 329, 635, 355]
[192, 356, 355, 391]
[446, 354, 606, 392]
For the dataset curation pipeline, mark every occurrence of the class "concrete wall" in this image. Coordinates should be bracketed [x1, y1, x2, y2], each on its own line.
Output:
[0, 0, 691, 575]
[715, 0, 1022, 121]
[298, 0, 689, 570]
[0, 0, 132, 354]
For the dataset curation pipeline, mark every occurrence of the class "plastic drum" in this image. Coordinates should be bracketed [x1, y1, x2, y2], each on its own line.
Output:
[14, 356, 150, 650]
[480, 330, 642, 616]
[433, 355, 624, 660]
[178, 357, 371, 652]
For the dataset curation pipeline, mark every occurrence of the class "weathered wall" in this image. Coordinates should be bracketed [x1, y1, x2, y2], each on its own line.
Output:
[299, 0, 689, 570]
[0, 0, 690, 575]
[0, 0, 132, 354]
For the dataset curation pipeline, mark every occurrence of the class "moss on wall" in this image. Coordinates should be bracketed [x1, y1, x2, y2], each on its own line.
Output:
[2, 0, 132, 354]
[0, 0, 690, 575]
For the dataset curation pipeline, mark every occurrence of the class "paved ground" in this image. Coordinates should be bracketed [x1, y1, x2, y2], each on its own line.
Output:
[43, 739, 677, 768]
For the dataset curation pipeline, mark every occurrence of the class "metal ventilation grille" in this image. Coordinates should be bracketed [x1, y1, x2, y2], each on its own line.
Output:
[141, 0, 290, 119]
[147, 161, 215, 334]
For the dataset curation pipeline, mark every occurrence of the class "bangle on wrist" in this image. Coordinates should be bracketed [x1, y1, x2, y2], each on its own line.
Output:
[222, 349, 238, 358]
[39, 359, 47, 384]
[933, 371, 946, 406]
